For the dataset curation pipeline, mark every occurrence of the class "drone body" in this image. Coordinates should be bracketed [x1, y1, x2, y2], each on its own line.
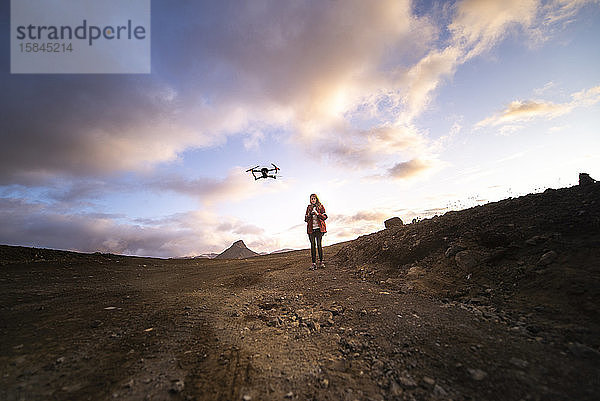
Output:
[246, 163, 280, 180]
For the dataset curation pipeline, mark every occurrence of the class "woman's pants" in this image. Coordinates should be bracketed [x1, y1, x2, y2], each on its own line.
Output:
[308, 230, 323, 263]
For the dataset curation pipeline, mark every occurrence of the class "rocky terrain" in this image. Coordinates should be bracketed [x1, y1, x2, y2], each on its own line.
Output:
[1, 183, 599, 400]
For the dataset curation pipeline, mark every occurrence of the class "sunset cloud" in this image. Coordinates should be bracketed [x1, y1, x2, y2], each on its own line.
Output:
[2, 0, 589, 185]
[476, 100, 571, 127]
[387, 159, 434, 179]
[148, 167, 287, 206]
[476, 85, 600, 127]
[1, 1, 437, 183]
[332, 211, 390, 226]
[0, 198, 270, 257]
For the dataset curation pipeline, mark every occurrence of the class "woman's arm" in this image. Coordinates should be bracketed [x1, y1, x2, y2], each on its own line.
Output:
[304, 205, 311, 222]
[317, 205, 327, 220]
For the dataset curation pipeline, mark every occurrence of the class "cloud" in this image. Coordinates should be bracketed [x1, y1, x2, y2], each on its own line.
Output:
[541, 0, 599, 27]
[333, 210, 390, 226]
[2, 0, 597, 186]
[243, 131, 266, 150]
[5, 166, 286, 210]
[571, 85, 600, 106]
[476, 100, 571, 127]
[400, 46, 463, 122]
[391, 0, 543, 126]
[476, 85, 600, 127]
[387, 159, 433, 179]
[397, 0, 596, 124]
[149, 167, 288, 206]
[449, 0, 539, 59]
[0, 75, 243, 185]
[1, 1, 440, 183]
[315, 123, 431, 169]
[0, 197, 270, 257]
[5, 0, 591, 184]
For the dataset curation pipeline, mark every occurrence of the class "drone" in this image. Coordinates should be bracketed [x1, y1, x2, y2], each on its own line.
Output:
[246, 163, 280, 180]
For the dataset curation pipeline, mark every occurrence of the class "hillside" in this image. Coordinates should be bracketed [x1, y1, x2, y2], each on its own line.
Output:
[1, 183, 599, 401]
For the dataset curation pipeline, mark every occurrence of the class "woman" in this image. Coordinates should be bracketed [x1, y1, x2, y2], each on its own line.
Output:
[305, 193, 327, 270]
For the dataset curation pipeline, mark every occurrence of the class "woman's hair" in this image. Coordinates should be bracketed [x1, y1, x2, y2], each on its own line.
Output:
[310, 193, 321, 207]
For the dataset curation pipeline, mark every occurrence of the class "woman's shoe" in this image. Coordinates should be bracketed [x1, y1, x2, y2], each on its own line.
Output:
[319, 261, 325, 268]
[309, 263, 317, 270]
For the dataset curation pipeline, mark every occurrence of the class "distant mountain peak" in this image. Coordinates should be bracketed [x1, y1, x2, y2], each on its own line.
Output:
[215, 240, 259, 259]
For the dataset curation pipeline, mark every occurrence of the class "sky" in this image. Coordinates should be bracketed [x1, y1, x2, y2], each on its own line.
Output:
[1, 0, 599, 257]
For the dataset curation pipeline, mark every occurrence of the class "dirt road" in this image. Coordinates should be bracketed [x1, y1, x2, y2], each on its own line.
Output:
[1, 237, 598, 400]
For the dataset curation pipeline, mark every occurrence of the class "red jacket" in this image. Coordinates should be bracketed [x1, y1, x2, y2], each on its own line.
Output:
[305, 203, 327, 234]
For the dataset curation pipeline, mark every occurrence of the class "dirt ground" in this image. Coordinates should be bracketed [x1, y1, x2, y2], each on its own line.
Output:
[1, 184, 599, 400]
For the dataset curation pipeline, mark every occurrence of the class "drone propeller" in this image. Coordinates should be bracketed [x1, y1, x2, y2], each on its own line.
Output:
[246, 165, 260, 172]
[271, 163, 280, 171]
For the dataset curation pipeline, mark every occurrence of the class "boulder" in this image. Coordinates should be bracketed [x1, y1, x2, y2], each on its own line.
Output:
[455, 250, 486, 270]
[384, 217, 403, 229]
[579, 173, 596, 186]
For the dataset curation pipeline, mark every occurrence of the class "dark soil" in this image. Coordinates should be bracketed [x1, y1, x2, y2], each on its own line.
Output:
[1, 183, 599, 401]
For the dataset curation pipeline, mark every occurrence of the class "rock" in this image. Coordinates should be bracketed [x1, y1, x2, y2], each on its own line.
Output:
[579, 173, 596, 186]
[470, 297, 487, 305]
[90, 320, 103, 328]
[398, 375, 417, 389]
[242, 395, 252, 401]
[169, 379, 185, 393]
[477, 231, 511, 248]
[384, 217, 403, 229]
[315, 310, 334, 326]
[311, 321, 321, 332]
[433, 384, 448, 397]
[371, 359, 384, 373]
[61, 383, 84, 393]
[467, 368, 488, 381]
[455, 250, 485, 270]
[327, 305, 344, 316]
[389, 379, 403, 396]
[422, 376, 435, 388]
[11, 356, 27, 366]
[509, 357, 529, 369]
[445, 244, 465, 258]
[284, 391, 294, 398]
[295, 308, 313, 323]
[526, 235, 548, 246]
[406, 266, 425, 278]
[537, 251, 558, 266]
